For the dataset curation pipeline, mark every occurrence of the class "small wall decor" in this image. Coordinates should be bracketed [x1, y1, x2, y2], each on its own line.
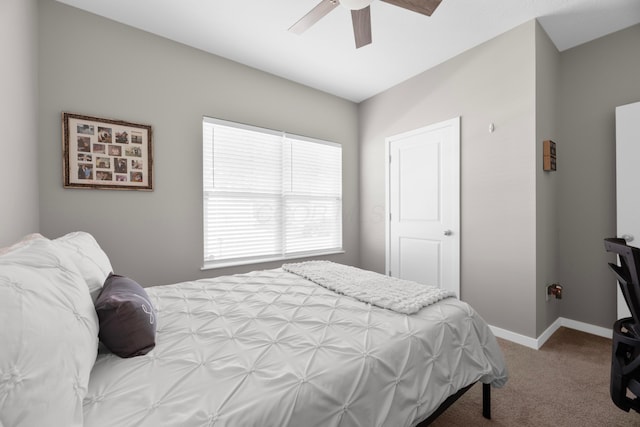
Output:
[543, 139, 556, 172]
[62, 113, 153, 190]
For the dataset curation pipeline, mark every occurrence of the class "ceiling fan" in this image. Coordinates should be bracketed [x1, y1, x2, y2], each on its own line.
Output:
[289, 0, 443, 49]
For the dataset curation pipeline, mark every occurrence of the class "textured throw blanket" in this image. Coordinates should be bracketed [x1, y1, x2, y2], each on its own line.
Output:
[282, 261, 456, 314]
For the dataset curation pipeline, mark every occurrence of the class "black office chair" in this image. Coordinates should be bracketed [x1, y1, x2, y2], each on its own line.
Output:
[604, 237, 640, 413]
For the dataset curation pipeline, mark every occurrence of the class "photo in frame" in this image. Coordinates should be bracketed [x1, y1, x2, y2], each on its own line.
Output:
[62, 112, 153, 190]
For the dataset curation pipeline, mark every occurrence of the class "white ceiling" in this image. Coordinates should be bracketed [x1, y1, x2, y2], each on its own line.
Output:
[55, 0, 640, 102]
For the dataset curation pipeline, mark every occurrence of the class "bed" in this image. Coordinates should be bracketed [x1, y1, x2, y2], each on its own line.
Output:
[0, 232, 507, 427]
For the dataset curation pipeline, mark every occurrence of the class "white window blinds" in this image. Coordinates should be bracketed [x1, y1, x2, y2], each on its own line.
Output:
[203, 117, 342, 268]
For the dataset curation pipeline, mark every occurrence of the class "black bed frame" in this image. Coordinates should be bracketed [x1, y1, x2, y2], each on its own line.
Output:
[416, 382, 491, 426]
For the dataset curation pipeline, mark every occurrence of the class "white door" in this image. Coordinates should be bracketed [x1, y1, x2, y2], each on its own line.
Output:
[616, 101, 640, 319]
[386, 117, 460, 296]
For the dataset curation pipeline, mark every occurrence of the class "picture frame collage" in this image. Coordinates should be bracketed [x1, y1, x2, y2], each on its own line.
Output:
[62, 112, 153, 190]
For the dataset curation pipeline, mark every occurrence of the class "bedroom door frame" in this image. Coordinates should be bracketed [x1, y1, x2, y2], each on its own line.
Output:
[385, 117, 460, 297]
[616, 101, 640, 319]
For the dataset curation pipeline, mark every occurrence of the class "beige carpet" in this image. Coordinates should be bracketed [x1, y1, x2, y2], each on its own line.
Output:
[431, 327, 640, 426]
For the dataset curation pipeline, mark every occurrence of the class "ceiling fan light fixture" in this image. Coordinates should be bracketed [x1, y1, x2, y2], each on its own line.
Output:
[340, 0, 373, 11]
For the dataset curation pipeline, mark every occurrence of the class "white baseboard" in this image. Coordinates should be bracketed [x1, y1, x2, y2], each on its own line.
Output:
[489, 317, 613, 350]
[489, 325, 540, 349]
[558, 318, 612, 340]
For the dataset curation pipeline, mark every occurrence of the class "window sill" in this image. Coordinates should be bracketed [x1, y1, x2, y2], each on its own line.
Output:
[201, 249, 345, 271]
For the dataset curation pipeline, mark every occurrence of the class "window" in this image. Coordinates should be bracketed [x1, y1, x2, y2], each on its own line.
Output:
[202, 117, 343, 268]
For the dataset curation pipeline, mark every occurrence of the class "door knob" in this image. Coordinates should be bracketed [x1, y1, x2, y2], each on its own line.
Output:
[444, 230, 453, 236]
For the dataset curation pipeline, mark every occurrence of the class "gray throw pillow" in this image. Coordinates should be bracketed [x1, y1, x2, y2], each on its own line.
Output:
[95, 273, 156, 358]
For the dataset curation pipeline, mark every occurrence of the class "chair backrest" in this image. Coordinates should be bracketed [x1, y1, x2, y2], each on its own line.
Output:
[604, 238, 640, 336]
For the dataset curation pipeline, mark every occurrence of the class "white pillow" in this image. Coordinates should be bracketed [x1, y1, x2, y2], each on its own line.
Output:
[0, 233, 45, 256]
[0, 238, 99, 427]
[53, 231, 113, 302]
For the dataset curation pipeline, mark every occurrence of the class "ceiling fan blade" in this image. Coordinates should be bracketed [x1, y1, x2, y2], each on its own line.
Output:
[380, 0, 442, 16]
[351, 6, 372, 48]
[289, 0, 340, 35]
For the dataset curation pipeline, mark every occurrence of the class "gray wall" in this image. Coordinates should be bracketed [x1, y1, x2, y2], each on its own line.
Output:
[535, 22, 561, 335]
[23, 0, 640, 337]
[38, 0, 359, 286]
[360, 20, 640, 338]
[0, 0, 39, 246]
[359, 21, 538, 337]
[558, 24, 640, 329]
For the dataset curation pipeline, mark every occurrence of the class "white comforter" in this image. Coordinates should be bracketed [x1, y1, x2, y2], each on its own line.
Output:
[83, 269, 507, 427]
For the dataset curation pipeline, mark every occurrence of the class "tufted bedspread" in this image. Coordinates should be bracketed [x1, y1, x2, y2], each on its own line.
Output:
[83, 268, 507, 427]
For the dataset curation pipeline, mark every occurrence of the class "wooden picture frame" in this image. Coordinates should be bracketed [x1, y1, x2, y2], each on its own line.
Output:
[62, 112, 153, 190]
[543, 139, 557, 172]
